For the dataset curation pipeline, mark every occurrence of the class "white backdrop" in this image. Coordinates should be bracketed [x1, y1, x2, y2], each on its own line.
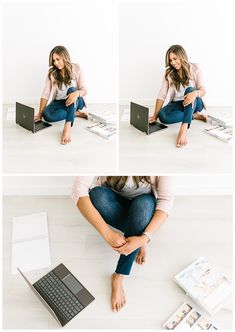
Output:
[3, 175, 232, 196]
[119, 0, 233, 106]
[2, 0, 117, 104]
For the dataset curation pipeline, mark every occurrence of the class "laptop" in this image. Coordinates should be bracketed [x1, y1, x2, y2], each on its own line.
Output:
[16, 102, 52, 133]
[130, 102, 168, 135]
[17, 263, 95, 327]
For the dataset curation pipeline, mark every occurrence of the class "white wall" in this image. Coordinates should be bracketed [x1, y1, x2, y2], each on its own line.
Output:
[2, 0, 117, 104]
[3, 175, 232, 196]
[119, 0, 233, 106]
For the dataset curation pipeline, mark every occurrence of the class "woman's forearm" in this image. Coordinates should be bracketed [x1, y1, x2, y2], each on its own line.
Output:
[39, 98, 48, 115]
[196, 89, 206, 98]
[77, 196, 110, 239]
[154, 99, 164, 117]
[143, 209, 168, 236]
[77, 89, 87, 98]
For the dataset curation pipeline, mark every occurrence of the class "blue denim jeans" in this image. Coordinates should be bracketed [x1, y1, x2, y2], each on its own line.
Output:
[43, 87, 85, 127]
[89, 186, 156, 275]
[158, 87, 204, 128]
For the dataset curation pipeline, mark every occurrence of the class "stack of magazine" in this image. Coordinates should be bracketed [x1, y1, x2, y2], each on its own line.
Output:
[86, 122, 116, 139]
[163, 303, 218, 330]
[88, 110, 116, 125]
[207, 111, 232, 127]
[204, 126, 232, 143]
[174, 257, 232, 315]
[204, 111, 233, 143]
[163, 257, 232, 330]
[86, 109, 116, 139]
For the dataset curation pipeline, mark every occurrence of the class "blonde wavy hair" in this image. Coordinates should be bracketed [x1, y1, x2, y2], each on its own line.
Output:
[48, 46, 74, 89]
[165, 45, 192, 91]
[106, 176, 152, 191]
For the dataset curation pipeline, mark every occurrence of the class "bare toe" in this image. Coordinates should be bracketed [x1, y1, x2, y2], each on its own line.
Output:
[176, 131, 187, 148]
[61, 125, 71, 145]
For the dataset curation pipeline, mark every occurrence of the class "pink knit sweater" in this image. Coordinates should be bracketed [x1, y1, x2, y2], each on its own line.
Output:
[41, 63, 87, 105]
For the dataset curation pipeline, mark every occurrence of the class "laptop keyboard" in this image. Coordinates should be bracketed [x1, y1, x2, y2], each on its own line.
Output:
[34, 271, 84, 321]
[35, 121, 51, 132]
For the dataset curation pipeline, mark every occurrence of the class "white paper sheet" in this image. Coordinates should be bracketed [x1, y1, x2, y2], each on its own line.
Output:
[121, 109, 130, 122]
[12, 212, 51, 274]
[6, 107, 16, 121]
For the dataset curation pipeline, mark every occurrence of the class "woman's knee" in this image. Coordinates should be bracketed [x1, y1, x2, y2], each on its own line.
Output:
[184, 86, 195, 95]
[89, 186, 113, 207]
[67, 87, 77, 95]
[132, 194, 156, 210]
[130, 195, 156, 223]
[158, 110, 168, 124]
[43, 106, 53, 122]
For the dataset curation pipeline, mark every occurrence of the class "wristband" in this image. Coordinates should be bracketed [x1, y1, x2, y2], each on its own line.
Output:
[142, 231, 152, 243]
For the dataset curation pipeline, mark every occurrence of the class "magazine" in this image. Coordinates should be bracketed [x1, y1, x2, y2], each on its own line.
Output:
[204, 125, 232, 143]
[88, 110, 116, 125]
[174, 258, 232, 314]
[86, 122, 116, 139]
[163, 303, 218, 330]
[207, 112, 232, 127]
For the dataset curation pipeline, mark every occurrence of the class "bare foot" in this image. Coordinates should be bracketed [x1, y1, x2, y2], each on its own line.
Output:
[111, 273, 126, 312]
[193, 112, 207, 122]
[176, 124, 188, 148]
[61, 122, 71, 145]
[135, 246, 147, 265]
[75, 110, 88, 119]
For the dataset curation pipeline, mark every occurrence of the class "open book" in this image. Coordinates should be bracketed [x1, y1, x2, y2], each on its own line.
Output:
[163, 303, 218, 330]
[174, 258, 232, 315]
[204, 125, 232, 143]
[86, 122, 116, 139]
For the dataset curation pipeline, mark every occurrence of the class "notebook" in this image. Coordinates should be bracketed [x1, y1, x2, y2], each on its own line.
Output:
[12, 212, 51, 274]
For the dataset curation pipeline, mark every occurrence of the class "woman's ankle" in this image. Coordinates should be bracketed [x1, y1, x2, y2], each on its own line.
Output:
[112, 273, 124, 281]
[180, 123, 188, 131]
[64, 121, 72, 129]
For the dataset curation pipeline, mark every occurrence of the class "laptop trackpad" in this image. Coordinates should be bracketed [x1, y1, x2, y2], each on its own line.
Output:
[77, 288, 95, 307]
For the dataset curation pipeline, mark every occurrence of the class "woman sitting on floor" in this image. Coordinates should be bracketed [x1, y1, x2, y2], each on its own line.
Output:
[72, 176, 174, 312]
[150, 45, 207, 148]
[35, 45, 88, 145]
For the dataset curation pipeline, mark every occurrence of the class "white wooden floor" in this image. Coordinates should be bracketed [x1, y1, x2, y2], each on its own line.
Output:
[119, 106, 232, 173]
[2, 195, 232, 329]
[3, 104, 117, 174]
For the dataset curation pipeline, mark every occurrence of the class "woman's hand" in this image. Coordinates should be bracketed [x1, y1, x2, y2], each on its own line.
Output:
[149, 114, 157, 123]
[65, 91, 79, 107]
[34, 113, 42, 122]
[103, 228, 127, 248]
[113, 235, 148, 256]
[183, 91, 197, 107]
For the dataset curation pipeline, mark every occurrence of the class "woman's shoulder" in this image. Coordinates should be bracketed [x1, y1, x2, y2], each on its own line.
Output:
[189, 62, 200, 72]
[72, 63, 81, 73]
